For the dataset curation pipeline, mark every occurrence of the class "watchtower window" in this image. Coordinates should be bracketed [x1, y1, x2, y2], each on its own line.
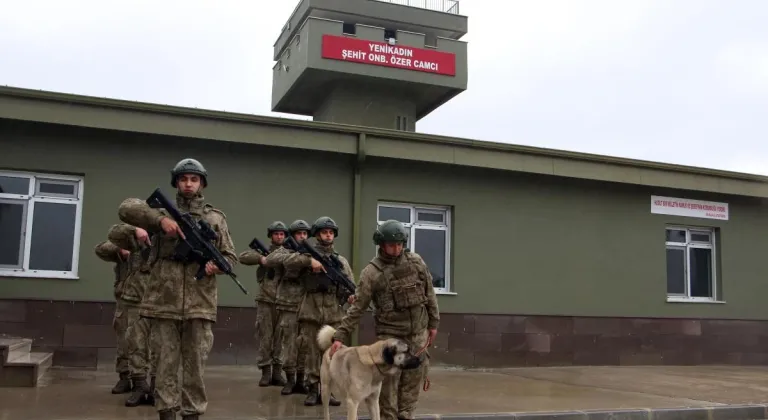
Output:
[384, 29, 397, 41]
[343, 23, 356, 35]
[396, 116, 408, 131]
[425, 33, 437, 47]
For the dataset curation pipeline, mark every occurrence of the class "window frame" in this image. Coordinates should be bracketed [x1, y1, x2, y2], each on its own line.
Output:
[0, 170, 84, 280]
[665, 225, 718, 303]
[0, 197, 28, 270]
[376, 202, 453, 295]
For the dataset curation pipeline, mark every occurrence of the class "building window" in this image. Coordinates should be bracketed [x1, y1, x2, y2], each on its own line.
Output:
[376, 202, 451, 294]
[665, 226, 716, 301]
[0, 171, 84, 279]
[342, 22, 356, 35]
[396, 116, 408, 131]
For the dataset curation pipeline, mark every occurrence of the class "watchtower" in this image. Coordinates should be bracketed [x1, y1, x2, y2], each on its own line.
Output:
[271, 0, 468, 132]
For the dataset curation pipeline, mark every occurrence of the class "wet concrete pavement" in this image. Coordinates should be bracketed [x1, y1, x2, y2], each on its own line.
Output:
[1, 364, 768, 419]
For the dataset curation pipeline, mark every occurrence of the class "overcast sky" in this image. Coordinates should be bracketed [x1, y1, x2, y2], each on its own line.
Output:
[2, 1, 767, 174]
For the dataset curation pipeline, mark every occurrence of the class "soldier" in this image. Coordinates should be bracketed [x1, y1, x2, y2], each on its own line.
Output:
[263, 219, 313, 395]
[329, 219, 440, 420]
[94, 233, 147, 395]
[117, 158, 238, 420]
[238, 221, 289, 387]
[107, 222, 157, 407]
[278, 216, 352, 406]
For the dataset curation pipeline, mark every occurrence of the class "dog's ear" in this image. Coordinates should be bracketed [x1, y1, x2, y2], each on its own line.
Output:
[382, 345, 396, 365]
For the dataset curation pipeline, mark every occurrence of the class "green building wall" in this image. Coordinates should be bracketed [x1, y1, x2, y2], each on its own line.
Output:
[359, 157, 768, 319]
[0, 122, 354, 306]
[2, 121, 768, 321]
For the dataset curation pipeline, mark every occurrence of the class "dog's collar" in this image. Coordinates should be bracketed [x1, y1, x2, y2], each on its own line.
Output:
[366, 348, 388, 375]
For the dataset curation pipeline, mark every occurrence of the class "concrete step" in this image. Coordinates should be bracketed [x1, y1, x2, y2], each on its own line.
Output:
[0, 336, 33, 362]
[0, 336, 53, 387]
[5, 339, 32, 362]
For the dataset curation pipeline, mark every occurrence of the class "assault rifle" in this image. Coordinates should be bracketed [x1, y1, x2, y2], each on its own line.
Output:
[145, 188, 248, 295]
[248, 237, 276, 279]
[248, 237, 271, 256]
[284, 236, 356, 305]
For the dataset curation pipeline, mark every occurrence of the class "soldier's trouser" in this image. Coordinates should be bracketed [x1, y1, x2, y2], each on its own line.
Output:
[113, 301, 141, 374]
[296, 333, 307, 374]
[126, 315, 158, 378]
[379, 330, 429, 420]
[153, 318, 214, 416]
[255, 302, 280, 368]
[277, 310, 299, 373]
[300, 320, 340, 386]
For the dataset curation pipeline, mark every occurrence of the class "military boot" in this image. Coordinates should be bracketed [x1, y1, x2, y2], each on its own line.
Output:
[292, 371, 308, 394]
[280, 372, 296, 395]
[158, 409, 175, 420]
[270, 364, 287, 387]
[258, 365, 271, 387]
[304, 383, 341, 406]
[325, 391, 341, 407]
[181, 415, 199, 420]
[303, 383, 320, 406]
[111, 371, 132, 394]
[125, 376, 151, 407]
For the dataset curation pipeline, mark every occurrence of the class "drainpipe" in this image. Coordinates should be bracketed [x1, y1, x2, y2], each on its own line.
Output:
[351, 132, 366, 346]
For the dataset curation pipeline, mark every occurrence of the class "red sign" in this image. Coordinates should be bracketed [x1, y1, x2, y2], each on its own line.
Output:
[321, 34, 456, 76]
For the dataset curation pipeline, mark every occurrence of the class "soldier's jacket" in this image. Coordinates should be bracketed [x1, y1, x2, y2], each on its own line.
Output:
[106, 223, 153, 306]
[94, 240, 137, 301]
[239, 243, 282, 304]
[264, 247, 307, 312]
[117, 192, 238, 322]
[277, 242, 354, 323]
[333, 250, 439, 344]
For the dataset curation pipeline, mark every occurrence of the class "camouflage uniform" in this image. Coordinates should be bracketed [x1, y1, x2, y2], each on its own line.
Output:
[94, 238, 145, 395]
[107, 222, 159, 407]
[238, 221, 290, 387]
[294, 331, 308, 391]
[333, 220, 440, 420]
[263, 219, 312, 395]
[279, 217, 353, 406]
[117, 158, 238, 420]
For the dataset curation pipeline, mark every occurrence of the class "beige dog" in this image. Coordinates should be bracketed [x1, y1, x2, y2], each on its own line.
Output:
[316, 324, 424, 420]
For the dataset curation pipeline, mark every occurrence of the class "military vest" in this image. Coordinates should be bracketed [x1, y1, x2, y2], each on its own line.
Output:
[280, 249, 303, 282]
[257, 248, 282, 283]
[304, 262, 340, 294]
[369, 251, 429, 312]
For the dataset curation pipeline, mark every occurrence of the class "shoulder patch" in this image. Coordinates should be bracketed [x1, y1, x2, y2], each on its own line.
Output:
[203, 204, 227, 219]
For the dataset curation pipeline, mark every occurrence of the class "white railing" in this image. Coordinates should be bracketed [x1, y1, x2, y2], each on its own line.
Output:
[372, 0, 460, 15]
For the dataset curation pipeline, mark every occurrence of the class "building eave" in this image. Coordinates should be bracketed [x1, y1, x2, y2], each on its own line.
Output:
[1, 85, 767, 198]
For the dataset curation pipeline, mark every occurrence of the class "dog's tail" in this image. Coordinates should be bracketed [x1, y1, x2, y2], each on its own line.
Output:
[317, 324, 337, 352]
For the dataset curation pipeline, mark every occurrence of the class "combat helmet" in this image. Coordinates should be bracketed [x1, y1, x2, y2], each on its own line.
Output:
[170, 158, 208, 188]
[267, 221, 289, 237]
[373, 219, 409, 246]
[311, 216, 339, 237]
[289, 219, 311, 234]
